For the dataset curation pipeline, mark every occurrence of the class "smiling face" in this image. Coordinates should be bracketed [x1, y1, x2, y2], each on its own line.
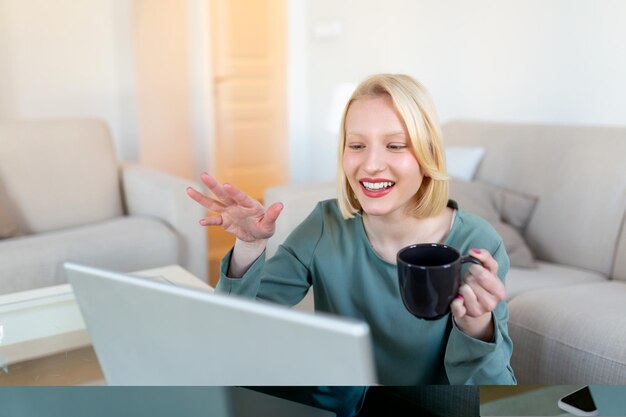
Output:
[342, 94, 424, 219]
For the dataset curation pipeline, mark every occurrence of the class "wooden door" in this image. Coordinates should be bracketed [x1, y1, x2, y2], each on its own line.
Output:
[210, 0, 288, 200]
[208, 0, 287, 284]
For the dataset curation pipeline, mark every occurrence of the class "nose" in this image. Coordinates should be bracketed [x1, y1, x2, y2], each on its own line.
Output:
[362, 146, 386, 174]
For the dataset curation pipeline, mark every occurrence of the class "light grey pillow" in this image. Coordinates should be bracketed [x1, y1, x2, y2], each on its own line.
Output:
[445, 146, 486, 181]
[449, 178, 538, 268]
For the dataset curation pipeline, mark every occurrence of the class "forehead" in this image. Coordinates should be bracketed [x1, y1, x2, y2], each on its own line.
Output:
[345, 94, 406, 132]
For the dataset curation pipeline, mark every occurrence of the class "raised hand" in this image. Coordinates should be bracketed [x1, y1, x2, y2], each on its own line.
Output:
[186, 173, 283, 242]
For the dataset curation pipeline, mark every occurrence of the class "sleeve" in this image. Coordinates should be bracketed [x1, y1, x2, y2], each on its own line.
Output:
[215, 202, 325, 307]
[443, 240, 517, 384]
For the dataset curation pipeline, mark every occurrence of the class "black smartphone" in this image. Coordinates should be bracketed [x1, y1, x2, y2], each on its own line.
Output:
[557, 386, 599, 416]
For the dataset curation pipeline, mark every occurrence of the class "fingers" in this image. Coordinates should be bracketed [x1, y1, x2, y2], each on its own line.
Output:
[457, 284, 483, 316]
[458, 264, 506, 317]
[200, 172, 230, 201]
[223, 183, 259, 209]
[189, 174, 276, 240]
[469, 248, 498, 275]
[467, 264, 506, 300]
[462, 281, 500, 316]
[453, 252, 502, 338]
[186, 186, 226, 212]
[196, 173, 260, 211]
[199, 215, 223, 226]
[450, 294, 466, 319]
[259, 202, 284, 229]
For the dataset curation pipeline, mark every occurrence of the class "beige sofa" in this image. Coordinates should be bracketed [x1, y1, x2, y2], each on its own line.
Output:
[0, 119, 208, 294]
[263, 120, 626, 384]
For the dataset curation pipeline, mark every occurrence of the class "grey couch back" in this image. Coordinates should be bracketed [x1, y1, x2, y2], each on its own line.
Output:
[442, 120, 626, 280]
[0, 119, 123, 234]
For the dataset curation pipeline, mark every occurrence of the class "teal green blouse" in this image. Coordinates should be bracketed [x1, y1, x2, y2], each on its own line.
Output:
[217, 199, 516, 386]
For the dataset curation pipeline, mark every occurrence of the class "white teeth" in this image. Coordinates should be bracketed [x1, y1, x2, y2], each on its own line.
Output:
[361, 181, 395, 191]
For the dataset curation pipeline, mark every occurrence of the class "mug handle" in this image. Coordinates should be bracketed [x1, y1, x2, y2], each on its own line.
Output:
[460, 255, 482, 266]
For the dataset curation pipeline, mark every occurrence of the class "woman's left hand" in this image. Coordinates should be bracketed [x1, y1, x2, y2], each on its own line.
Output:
[450, 248, 506, 342]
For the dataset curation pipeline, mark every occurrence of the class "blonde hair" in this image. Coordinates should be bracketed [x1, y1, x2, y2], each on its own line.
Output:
[336, 73, 449, 219]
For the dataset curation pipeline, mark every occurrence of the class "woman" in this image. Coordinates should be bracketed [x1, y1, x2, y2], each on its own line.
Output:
[187, 73, 515, 416]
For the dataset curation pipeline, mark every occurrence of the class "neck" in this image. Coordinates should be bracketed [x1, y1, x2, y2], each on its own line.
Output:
[364, 212, 439, 244]
[361, 208, 453, 263]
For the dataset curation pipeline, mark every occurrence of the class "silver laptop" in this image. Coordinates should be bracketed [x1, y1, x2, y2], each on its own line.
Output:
[65, 262, 377, 386]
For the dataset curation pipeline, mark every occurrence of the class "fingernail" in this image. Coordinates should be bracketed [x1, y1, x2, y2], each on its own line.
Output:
[199, 219, 206, 225]
[470, 248, 481, 254]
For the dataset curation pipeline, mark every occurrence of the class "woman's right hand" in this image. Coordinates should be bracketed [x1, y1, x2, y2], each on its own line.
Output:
[186, 173, 284, 243]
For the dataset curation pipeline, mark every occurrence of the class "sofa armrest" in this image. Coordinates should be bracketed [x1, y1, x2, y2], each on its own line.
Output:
[121, 164, 208, 282]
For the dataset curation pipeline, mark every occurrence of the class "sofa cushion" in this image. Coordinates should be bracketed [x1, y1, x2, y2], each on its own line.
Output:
[0, 216, 178, 295]
[442, 121, 626, 277]
[506, 261, 606, 300]
[508, 281, 626, 383]
[449, 178, 538, 268]
[0, 119, 123, 234]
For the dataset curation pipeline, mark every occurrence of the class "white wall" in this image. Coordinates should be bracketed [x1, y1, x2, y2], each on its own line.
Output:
[0, 0, 139, 161]
[0, 0, 207, 178]
[3, 1, 624, 183]
[289, 0, 626, 182]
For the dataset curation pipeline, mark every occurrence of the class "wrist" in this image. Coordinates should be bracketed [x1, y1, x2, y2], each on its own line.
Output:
[228, 238, 268, 278]
[454, 312, 494, 342]
[235, 237, 268, 253]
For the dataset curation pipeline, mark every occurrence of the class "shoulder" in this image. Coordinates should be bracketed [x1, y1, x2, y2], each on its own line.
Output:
[283, 198, 348, 242]
[278, 198, 355, 262]
[449, 200, 508, 253]
[317, 198, 344, 218]
[450, 201, 511, 278]
[454, 207, 502, 247]
[299, 198, 356, 232]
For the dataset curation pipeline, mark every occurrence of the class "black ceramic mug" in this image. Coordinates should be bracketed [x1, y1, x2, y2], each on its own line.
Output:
[397, 243, 481, 320]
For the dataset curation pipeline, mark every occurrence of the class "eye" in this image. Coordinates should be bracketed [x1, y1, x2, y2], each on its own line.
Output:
[346, 143, 365, 151]
[387, 143, 408, 151]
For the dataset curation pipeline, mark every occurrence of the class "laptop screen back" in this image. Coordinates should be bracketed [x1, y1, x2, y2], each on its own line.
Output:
[65, 262, 377, 385]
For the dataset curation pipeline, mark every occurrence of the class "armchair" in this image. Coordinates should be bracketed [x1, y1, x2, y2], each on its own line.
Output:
[0, 118, 207, 295]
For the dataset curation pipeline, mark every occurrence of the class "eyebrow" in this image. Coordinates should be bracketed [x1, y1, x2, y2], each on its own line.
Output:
[345, 131, 407, 138]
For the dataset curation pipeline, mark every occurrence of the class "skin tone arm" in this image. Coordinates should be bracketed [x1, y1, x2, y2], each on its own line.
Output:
[186, 173, 283, 277]
[450, 248, 506, 341]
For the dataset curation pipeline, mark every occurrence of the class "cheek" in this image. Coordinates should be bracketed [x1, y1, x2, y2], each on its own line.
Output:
[394, 155, 422, 176]
[342, 153, 359, 175]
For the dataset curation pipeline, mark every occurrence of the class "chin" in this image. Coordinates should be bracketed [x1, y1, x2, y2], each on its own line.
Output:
[359, 203, 395, 217]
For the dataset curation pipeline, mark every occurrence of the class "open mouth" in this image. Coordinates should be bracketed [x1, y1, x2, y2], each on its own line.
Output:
[360, 181, 396, 192]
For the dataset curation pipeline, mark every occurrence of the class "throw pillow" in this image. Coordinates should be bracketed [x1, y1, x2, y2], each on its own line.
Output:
[449, 178, 538, 268]
[445, 146, 486, 181]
